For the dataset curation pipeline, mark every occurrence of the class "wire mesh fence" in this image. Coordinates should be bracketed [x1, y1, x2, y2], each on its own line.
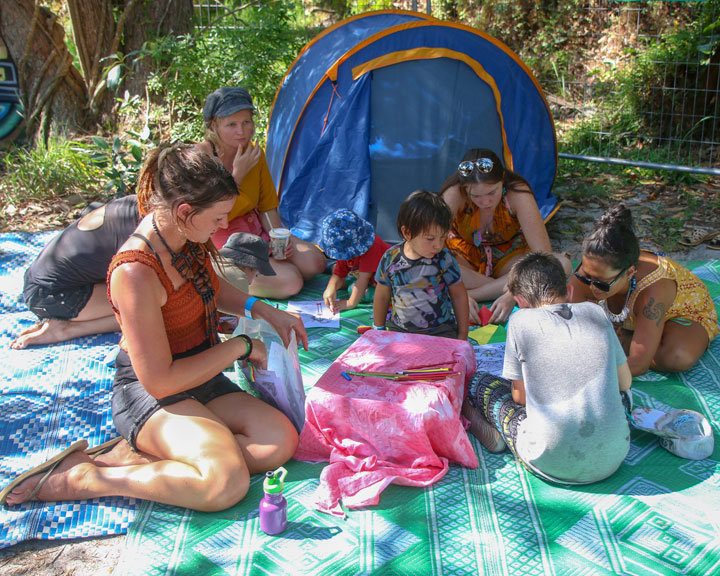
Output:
[540, 0, 720, 174]
[193, 0, 720, 174]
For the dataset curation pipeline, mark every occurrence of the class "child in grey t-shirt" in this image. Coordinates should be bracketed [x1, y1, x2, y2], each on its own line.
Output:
[463, 252, 632, 484]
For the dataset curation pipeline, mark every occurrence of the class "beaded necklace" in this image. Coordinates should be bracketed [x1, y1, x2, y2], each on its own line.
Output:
[598, 275, 637, 324]
[152, 216, 219, 344]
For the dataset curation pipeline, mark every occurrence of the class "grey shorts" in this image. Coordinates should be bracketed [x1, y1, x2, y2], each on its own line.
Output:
[23, 282, 94, 321]
[387, 318, 459, 339]
[111, 342, 241, 450]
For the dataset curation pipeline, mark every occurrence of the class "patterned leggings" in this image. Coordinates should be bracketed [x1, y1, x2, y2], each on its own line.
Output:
[466, 372, 525, 459]
[467, 371, 633, 474]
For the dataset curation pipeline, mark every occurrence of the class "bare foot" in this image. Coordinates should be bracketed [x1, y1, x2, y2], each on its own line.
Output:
[10, 319, 69, 350]
[4, 451, 95, 506]
[93, 440, 159, 467]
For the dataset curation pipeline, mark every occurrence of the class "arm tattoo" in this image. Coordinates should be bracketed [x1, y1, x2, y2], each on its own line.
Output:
[642, 297, 666, 327]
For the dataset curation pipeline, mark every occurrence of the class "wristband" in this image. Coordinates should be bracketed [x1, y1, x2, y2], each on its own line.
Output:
[234, 334, 253, 361]
[372, 324, 386, 330]
[244, 296, 258, 319]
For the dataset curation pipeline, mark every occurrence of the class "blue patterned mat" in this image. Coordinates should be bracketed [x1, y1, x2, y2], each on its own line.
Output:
[0, 233, 136, 550]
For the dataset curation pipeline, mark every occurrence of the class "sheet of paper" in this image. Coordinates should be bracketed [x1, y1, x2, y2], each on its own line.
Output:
[473, 342, 505, 376]
[286, 300, 340, 329]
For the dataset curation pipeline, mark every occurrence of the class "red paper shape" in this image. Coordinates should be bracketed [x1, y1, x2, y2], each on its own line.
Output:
[478, 305, 492, 327]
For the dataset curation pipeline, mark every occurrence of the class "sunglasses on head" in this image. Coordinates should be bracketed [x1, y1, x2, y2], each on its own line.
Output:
[573, 262, 627, 292]
[458, 158, 494, 177]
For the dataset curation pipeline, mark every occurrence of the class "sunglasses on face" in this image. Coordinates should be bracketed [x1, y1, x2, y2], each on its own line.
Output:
[573, 262, 627, 292]
[458, 158, 494, 177]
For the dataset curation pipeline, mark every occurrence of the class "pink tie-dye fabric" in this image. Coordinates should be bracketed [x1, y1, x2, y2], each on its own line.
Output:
[295, 330, 478, 516]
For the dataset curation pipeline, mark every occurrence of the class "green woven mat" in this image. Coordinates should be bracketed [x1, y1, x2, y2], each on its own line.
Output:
[117, 266, 720, 576]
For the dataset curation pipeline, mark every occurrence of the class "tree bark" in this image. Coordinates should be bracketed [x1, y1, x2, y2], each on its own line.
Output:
[66, 0, 116, 117]
[0, 0, 89, 144]
[122, 0, 193, 99]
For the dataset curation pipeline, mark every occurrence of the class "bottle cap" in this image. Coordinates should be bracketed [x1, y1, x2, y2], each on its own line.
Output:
[263, 466, 288, 494]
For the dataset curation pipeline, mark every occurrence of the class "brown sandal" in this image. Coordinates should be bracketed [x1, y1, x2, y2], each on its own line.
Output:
[85, 437, 123, 458]
[706, 236, 720, 250]
[679, 227, 718, 247]
[0, 440, 89, 506]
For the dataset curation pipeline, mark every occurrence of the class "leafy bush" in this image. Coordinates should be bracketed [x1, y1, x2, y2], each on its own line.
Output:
[143, 1, 315, 144]
[88, 130, 153, 197]
[0, 138, 104, 204]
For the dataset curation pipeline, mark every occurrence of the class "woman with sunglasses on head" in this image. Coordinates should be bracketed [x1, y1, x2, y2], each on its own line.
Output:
[195, 86, 326, 300]
[569, 204, 718, 376]
[441, 148, 570, 324]
[1, 144, 307, 510]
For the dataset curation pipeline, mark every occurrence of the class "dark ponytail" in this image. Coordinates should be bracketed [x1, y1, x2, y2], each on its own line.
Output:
[582, 204, 640, 269]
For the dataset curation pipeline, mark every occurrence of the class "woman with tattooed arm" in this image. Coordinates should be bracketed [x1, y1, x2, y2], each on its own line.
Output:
[568, 205, 718, 376]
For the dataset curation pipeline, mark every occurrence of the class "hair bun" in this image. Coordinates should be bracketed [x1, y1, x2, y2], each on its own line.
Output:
[598, 204, 634, 233]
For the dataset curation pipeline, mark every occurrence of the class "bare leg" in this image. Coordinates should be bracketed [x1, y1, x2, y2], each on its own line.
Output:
[11, 283, 119, 349]
[4, 394, 296, 512]
[206, 392, 298, 473]
[249, 259, 303, 299]
[5, 399, 250, 511]
[652, 320, 710, 373]
[92, 439, 159, 468]
[287, 236, 327, 280]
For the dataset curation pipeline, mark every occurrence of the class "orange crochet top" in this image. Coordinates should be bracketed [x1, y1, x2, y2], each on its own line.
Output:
[107, 249, 220, 355]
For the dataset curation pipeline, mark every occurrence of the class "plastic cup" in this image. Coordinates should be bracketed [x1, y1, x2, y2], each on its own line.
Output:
[269, 228, 291, 260]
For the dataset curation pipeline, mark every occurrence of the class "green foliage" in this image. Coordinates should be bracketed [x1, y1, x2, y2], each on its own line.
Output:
[143, 1, 314, 144]
[0, 138, 104, 203]
[88, 130, 153, 197]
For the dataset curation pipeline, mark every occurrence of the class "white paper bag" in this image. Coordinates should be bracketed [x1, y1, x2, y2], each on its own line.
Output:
[232, 317, 306, 432]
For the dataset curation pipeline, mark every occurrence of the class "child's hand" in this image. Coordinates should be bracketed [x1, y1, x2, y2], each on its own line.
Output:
[323, 288, 338, 313]
[232, 141, 261, 182]
[489, 290, 516, 324]
[468, 296, 481, 325]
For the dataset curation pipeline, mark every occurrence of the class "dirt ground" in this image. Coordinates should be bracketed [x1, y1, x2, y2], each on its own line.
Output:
[0, 179, 718, 575]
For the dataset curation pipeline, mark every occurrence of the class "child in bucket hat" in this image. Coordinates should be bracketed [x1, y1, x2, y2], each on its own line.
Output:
[319, 209, 390, 313]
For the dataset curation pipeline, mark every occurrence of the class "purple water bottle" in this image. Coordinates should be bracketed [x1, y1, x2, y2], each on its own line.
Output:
[259, 466, 288, 535]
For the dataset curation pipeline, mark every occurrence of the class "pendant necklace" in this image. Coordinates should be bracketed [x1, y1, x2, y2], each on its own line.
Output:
[152, 215, 219, 344]
[599, 275, 636, 323]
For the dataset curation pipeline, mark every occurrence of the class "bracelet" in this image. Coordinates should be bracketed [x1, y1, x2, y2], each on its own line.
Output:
[244, 296, 258, 319]
[234, 334, 253, 361]
[372, 324, 386, 330]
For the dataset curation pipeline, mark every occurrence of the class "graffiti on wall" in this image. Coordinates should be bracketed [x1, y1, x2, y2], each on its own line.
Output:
[0, 37, 22, 141]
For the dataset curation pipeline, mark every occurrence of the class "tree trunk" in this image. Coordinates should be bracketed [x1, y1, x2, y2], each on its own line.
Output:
[66, 0, 117, 118]
[122, 0, 193, 99]
[0, 0, 89, 144]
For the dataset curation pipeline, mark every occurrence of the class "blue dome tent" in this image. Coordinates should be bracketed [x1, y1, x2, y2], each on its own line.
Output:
[266, 10, 558, 245]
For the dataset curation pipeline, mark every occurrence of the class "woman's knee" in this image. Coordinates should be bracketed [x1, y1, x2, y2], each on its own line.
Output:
[250, 264, 303, 299]
[271, 416, 299, 464]
[196, 455, 250, 511]
[552, 252, 572, 275]
[654, 345, 702, 373]
[294, 242, 327, 279]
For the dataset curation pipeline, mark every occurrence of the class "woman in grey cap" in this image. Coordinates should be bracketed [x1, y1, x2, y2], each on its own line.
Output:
[195, 87, 326, 300]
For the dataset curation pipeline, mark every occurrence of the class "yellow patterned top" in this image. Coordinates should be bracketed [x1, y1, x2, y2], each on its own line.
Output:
[623, 252, 719, 340]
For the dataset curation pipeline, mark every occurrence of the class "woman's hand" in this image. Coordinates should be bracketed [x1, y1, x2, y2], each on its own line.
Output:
[283, 235, 296, 259]
[255, 303, 309, 351]
[232, 142, 261, 183]
[247, 338, 268, 370]
[468, 296, 481, 325]
[489, 290, 517, 324]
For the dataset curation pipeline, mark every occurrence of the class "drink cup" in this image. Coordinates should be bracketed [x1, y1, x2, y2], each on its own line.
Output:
[269, 228, 291, 260]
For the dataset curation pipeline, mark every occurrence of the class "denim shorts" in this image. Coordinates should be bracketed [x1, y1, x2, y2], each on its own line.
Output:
[111, 341, 241, 450]
[23, 282, 94, 320]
